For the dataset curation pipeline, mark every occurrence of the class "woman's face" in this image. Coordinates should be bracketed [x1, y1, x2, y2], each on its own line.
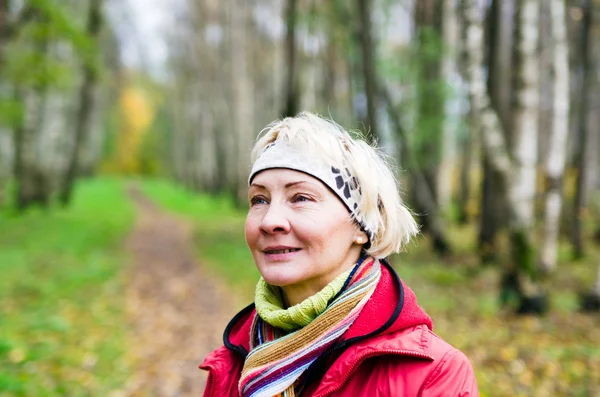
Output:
[245, 169, 364, 304]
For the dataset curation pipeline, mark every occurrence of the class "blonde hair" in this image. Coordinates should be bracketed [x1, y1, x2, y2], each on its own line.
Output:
[250, 111, 419, 258]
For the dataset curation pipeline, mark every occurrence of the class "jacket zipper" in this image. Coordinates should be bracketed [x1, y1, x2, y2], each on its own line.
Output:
[313, 349, 434, 397]
[202, 366, 218, 397]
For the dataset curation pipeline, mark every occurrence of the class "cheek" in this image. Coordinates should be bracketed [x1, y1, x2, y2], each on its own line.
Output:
[245, 217, 258, 248]
[303, 217, 354, 250]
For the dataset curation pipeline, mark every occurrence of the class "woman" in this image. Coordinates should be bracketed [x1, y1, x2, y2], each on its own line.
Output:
[200, 112, 478, 396]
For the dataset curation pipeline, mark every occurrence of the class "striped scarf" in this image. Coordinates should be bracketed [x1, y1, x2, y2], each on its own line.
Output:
[239, 257, 381, 397]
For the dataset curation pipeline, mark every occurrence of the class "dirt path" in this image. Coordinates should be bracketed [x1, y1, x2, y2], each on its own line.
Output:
[123, 187, 237, 396]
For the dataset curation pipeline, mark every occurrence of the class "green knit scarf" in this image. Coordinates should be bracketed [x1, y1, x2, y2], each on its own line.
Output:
[254, 269, 353, 332]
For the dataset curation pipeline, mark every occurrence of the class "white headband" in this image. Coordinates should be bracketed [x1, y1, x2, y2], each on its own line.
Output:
[248, 140, 372, 240]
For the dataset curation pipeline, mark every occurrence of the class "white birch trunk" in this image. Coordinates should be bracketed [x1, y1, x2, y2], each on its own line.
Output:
[464, 0, 545, 303]
[463, 0, 537, 240]
[586, 89, 599, 196]
[231, 0, 254, 203]
[541, 0, 569, 272]
[0, 127, 12, 194]
[303, 52, 317, 112]
[79, 80, 106, 174]
[512, 0, 539, 229]
[199, 108, 217, 190]
[17, 86, 46, 201]
[0, 76, 13, 187]
[38, 76, 72, 189]
[463, 0, 511, 177]
[170, 80, 190, 183]
[438, 0, 460, 211]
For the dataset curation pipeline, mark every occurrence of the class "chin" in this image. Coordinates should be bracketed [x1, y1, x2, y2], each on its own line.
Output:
[258, 266, 304, 288]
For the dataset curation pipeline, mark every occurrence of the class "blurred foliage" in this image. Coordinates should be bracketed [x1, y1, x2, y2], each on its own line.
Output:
[0, 179, 133, 395]
[0, 0, 104, 130]
[100, 85, 155, 175]
[379, 24, 464, 168]
[137, 98, 173, 177]
[99, 71, 170, 177]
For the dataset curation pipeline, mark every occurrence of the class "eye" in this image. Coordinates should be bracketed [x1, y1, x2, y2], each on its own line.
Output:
[292, 194, 312, 203]
[250, 196, 268, 206]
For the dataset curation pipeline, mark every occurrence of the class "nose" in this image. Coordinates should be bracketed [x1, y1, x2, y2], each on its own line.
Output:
[260, 201, 290, 235]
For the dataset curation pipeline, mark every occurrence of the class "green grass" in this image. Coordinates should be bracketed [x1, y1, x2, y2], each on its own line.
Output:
[0, 178, 134, 396]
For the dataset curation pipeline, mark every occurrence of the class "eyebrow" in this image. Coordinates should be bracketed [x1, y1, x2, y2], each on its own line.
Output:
[250, 180, 315, 189]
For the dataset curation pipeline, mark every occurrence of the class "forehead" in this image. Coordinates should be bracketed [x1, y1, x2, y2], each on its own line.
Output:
[251, 169, 326, 189]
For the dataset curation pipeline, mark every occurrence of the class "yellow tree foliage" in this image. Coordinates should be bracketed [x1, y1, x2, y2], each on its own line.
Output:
[103, 86, 155, 174]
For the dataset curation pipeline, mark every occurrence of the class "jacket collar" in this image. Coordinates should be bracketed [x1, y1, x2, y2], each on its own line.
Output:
[222, 260, 433, 358]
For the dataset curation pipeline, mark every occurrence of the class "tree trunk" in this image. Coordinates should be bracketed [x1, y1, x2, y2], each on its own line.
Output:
[356, 0, 378, 143]
[322, 37, 336, 111]
[415, 0, 442, 190]
[462, 0, 543, 313]
[512, 0, 540, 231]
[572, 0, 593, 259]
[478, 159, 504, 263]
[15, 15, 52, 211]
[199, 109, 217, 192]
[382, 88, 451, 256]
[15, 87, 51, 211]
[281, 0, 299, 118]
[540, 0, 569, 273]
[59, 0, 103, 206]
[457, 123, 472, 224]
[231, 0, 254, 206]
[0, 0, 8, 65]
[413, 0, 444, 238]
[438, 0, 460, 213]
[579, 262, 600, 312]
[478, 0, 514, 263]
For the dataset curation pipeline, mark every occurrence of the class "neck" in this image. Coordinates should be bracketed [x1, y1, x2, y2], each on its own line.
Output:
[281, 249, 363, 307]
[281, 284, 323, 308]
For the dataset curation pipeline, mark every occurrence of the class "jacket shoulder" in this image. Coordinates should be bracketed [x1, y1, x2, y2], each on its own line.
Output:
[314, 325, 478, 396]
[419, 330, 479, 396]
[200, 346, 244, 397]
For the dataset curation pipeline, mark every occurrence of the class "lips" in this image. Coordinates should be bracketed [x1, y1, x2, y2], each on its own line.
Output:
[263, 246, 302, 254]
[264, 248, 300, 254]
[262, 245, 303, 261]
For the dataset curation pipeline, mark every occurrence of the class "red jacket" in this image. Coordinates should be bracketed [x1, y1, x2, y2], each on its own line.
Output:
[200, 261, 479, 396]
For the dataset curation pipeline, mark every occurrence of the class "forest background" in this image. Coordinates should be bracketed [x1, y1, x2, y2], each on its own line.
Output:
[0, 0, 599, 395]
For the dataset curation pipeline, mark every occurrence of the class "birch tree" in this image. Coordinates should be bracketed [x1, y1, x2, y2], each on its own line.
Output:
[438, 0, 460, 212]
[462, 0, 544, 312]
[231, 0, 254, 205]
[59, 0, 104, 205]
[413, 0, 443, 210]
[13, 8, 52, 210]
[2, 0, 114, 211]
[571, 0, 594, 258]
[511, 0, 540, 235]
[382, 87, 452, 256]
[478, 0, 514, 263]
[281, 0, 299, 118]
[540, 0, 569, 273]
[356, 0, 378, 143]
